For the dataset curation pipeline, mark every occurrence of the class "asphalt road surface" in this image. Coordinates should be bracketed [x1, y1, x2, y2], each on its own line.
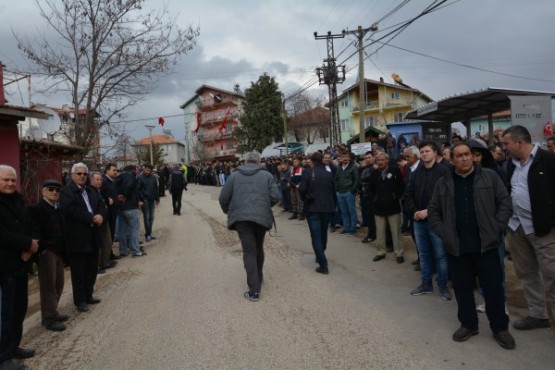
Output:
[21, 184, 554, 370]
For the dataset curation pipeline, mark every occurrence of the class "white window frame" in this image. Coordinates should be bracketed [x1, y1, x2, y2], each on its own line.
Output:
[391, 92, 400, 100]
[340, 119, 349, 131]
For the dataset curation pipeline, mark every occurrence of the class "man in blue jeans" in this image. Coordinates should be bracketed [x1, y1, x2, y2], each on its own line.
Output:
[334, 151, 359, 236]
[137, 164, 159, 242]
[403, 141, 451, 300]
[116, 165, 146, 258]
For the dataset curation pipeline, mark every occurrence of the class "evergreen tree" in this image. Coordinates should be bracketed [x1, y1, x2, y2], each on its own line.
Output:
[234, 73, 283, 152]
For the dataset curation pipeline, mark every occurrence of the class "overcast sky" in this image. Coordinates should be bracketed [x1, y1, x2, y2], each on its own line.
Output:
[1, 0, 554, 146]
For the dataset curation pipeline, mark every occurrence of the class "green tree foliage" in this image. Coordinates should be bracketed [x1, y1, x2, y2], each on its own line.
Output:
[137, 143, 166, 166]
[234, 73, 283, 152]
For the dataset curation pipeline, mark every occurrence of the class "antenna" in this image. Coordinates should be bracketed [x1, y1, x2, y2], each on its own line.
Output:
[35, 105, 62, 136]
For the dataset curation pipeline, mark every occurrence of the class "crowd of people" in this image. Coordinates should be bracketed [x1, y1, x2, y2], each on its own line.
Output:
[0, 162, 188, 370]
[217, 126, 555, 352]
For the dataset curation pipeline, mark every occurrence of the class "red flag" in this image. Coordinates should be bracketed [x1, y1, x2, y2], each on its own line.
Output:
[544, 121, 553, 136]
[194, 112, 201, 133]
[219, 108, 231, 134]
[158, 117, 165, 126]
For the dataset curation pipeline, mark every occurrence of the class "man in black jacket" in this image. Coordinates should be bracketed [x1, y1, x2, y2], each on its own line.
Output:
[169, 165, 186, 215]
[428, 143, 514, 349]
[404, 141, 451, 300]
[101, 163, 119, 261]
[503, 125, 555, 331]
[368, 152, 404, 263]
[116, 165, 146, 257]
[27, 179, 68, 332]
[60, 163, 107, 313]
[137, 164, 159, 242]
[0, 165, 38, 370]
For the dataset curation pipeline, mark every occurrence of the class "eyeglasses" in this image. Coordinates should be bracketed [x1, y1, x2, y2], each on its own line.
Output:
[46, 187, 60, 193]
[73, 172, 88, 176]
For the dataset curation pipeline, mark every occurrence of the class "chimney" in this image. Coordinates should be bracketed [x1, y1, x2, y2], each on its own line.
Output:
[0, 62, 6, 106]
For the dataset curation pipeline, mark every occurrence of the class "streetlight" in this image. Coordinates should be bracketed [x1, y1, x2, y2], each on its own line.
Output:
[145, 124, 155, 164]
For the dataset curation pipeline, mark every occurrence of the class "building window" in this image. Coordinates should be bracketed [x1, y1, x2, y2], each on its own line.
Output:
[391, 92, 400, 100]
[394, 112, 405, 122]
[340, 119, 349, 131]
[340, 100, 349, 108]
[364, 116, 376, 128]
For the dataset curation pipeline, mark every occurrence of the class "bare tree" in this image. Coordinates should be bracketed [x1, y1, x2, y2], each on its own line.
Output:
[287, 93, 329, 144]
[15, 0, 199, 156]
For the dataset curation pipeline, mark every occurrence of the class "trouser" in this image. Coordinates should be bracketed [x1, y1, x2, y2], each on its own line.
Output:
[117, 209, 141, 255]
[290, 187, 303, 214]
[141, 199, 156, 237]
[361, 196, 376, 239]
[413, 221, 448, 287]
[69, 250, 99, 306]
[0, 271, 28, 362]
[37, 250, 65, 323]
[235, 221, 267, 294]
[99, 222, 113, 269]
[307, 212, 332, 269]
[337, 192, 357, 233]
[281, 188, 291, 211]
[375, 213, 403, 257]
[448, 250, 508, 333]
[171, 189, 183, 214]
[507, 225, 555, 319]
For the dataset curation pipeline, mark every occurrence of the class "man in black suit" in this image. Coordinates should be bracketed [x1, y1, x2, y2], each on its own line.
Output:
[0, 164, 38, 370]
[28, 179, 68, 332]
[101, 163, 119, 261]
[60, 163, 107, 313]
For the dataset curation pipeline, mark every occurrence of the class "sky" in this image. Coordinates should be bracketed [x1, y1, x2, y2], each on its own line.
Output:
[1, 0, 554, 150]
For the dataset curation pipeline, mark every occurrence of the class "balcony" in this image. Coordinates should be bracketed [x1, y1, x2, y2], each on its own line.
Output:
[196, 99, 234, 111]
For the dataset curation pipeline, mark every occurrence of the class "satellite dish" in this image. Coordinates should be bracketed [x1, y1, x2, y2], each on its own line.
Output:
[35, 106, 62, 135]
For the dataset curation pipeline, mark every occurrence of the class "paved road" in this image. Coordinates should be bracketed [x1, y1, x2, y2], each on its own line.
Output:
[22, 184, 554, 369]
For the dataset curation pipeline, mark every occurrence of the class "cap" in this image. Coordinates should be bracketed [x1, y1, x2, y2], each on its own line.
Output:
[467, 138, 488, 150]
[42, 179, 62, 188]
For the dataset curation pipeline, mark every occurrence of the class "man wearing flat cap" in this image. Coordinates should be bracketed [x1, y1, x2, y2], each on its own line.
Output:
[28, 179, 69, 331]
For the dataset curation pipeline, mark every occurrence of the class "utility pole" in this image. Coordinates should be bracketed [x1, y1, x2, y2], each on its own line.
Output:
[145, 124, 155, 165]
[343, 24, 378, 144]
[314, 31, 346, 146]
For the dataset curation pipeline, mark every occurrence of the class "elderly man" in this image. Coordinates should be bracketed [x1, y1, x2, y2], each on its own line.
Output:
[502, 125, 555, 331]
[428, 143, 514, 349]
[27, 179, 68, 332]
[60, 163, 107, 313]
[0, 165, 38, 370]
[90, 172, 115, 274]
[219, 152, 281, 302]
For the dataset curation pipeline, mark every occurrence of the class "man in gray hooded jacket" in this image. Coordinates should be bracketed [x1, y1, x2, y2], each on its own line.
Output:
[219, 151, 281, 302]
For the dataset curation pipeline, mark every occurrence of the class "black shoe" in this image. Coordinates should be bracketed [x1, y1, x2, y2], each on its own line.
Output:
[361, 237, 370, 243]
[452, 327, 479, 342]
[298, 215, 305, 221]
[315, 267, 329, 274]
[493, 330, 516, 349]
[45, 320, 66, 332]
[55, 314, 69, 322]
[0, 359, 24, 370]
[288, 213, 298, 220]
[411, 258, 420, 266]
[76, 303, 89, 312]
[414, 264, 421, 272]
[513, 316, 551, 330]
[329, 226, 338, 233]
[396, 256, 405, 264]
[386, 246, 394, 253]
[14, 347, 36, 359]
[106, 260, 117, 269]
[110, 253, 121, 260]
[97, 268, 106, 274]
[87, 297, 101, 304]
[373, 254, 386, 262]
[244, 291, 260, 302]
[119, 253, 128, 258]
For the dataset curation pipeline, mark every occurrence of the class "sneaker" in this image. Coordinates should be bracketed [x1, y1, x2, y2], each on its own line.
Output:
[476, 303, 486, 313]
[452, 326, 478, 342]
[146, 236, 152, 242]
[132, 252, 147, 257]
[513, 316, 551, 330]
[493, 330, 515, 350]
[244, 291, 260, 302]
[410, 285, 433, 296]
[438, 285, 452, 301]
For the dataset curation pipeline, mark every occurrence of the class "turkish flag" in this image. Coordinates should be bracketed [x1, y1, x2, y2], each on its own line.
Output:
[158, 117, 165, 126]
[195, 112, 201, 133]
[544, 122, 553, 136]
